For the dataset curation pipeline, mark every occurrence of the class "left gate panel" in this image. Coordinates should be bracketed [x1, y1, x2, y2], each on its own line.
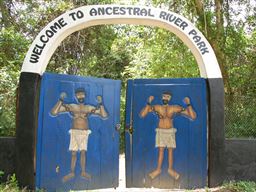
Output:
[36, 73, 121, 191]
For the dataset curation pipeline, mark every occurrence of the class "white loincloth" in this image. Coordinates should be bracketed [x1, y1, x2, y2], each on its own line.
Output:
[69, 129, 91, 151]
[155, 128, 177, 148]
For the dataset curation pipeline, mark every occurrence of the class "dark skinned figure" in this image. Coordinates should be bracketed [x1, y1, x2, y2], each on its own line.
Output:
[51, 88, 108, 182]
[140, 92, 196, 180]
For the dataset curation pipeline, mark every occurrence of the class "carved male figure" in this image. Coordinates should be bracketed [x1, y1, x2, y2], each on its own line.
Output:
[51, 88, 108, 182]
[140, 91, 196, 180]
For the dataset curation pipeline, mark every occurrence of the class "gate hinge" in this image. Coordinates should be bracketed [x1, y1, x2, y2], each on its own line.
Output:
[125, 124, 133, 134]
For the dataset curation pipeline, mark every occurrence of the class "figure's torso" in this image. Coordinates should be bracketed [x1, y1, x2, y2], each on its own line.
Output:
[154, 105, 182, 128]
[67, 104, 95, 130]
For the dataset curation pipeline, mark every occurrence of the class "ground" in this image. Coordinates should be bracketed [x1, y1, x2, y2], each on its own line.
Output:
[92, 154, 224, 192]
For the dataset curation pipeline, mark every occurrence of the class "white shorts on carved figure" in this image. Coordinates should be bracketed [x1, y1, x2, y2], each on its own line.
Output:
[69, 129, 91, 151]
[155, 128, 177, 148]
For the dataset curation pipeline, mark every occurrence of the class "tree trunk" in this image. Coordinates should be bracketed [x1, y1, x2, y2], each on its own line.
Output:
[0, 0, 11, 28]
[193, 0, 232, 94]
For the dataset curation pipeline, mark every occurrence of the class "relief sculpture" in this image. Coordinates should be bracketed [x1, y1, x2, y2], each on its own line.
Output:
[140, 91, 196, 180]
[51, 88, 108, 182]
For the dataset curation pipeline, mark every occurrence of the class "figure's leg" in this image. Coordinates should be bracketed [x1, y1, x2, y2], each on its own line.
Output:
[62, 151, 76, 182]
[149, 147, 164, 179]
[167, 148, 180, 180]
[80, 150, 91, 179]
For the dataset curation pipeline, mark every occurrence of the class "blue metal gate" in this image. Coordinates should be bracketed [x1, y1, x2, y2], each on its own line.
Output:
[36, 73, 121, 191]
[125, 78, 207, 189]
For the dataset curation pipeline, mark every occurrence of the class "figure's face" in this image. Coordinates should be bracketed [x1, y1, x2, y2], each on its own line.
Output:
[76, 92, 85, 103]
[162, 94, 171, 105]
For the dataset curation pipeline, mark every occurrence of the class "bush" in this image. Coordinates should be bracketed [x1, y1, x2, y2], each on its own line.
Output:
[223, 181, 256, 192]
[0, 172, 19, 192]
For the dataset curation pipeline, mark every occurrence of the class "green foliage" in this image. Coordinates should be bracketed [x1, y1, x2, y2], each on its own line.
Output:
[224, 181, 256, 192]
[118, 25, 199, 79]
[0, 172, 48, 191]
[0, 173, 19, 192]
[225, 96, 256, 138]
[0, 27, 30, 136]
[119, 90, 127, 153]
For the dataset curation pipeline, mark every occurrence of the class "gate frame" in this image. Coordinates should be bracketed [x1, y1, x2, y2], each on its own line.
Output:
[16, 5, 225, 189]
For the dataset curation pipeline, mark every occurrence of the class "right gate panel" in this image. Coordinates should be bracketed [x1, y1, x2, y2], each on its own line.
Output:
[125, 78, 207, 189]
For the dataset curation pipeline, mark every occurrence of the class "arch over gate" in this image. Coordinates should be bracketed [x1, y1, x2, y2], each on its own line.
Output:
[16, 5, 225, 189]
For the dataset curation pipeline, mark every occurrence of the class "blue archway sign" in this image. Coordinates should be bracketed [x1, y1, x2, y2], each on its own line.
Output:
[16, 4, 225, 190]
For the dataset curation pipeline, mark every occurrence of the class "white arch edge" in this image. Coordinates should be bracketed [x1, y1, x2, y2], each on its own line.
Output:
[21, 5, 222, 79]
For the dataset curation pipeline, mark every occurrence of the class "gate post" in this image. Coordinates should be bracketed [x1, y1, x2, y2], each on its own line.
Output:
[207, 79, 225, 187]
[16, 72, 41, 188]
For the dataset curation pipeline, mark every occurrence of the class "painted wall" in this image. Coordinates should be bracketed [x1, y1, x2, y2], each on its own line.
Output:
[225, 139, 256, 181]
[0, 137, 15, 182]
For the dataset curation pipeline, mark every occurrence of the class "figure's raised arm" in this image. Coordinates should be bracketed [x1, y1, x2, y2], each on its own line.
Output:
[92, 96, 108, 118]
[50, 92, 70, 116]
[180, 97, 197, 120]
[140, 96, 155, 118]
